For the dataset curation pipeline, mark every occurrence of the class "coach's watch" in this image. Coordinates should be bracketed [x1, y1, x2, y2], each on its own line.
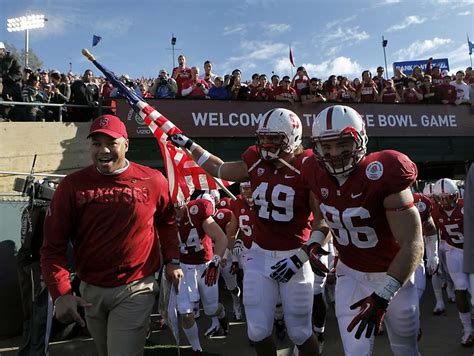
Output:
[167, 258, 181, 266]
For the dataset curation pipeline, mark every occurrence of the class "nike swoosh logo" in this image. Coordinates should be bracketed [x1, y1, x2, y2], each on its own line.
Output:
[351, 192, 363, 199]
[284, 174, 295, 179]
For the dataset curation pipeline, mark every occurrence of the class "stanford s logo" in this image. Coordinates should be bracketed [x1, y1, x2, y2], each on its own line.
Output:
[321, 188, 329, 199]
[99, 117, 109, 127]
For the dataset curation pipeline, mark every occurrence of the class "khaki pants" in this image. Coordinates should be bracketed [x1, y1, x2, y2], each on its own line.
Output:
[79, 275, 158, 356]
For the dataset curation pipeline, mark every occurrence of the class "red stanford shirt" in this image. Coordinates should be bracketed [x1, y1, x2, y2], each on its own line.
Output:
[229, 195, 256, 249]
[302, 150, 417, 272]
[431, 199, 464, 249]
[178, 199, 215, 264]
[41, 162, 179, 300]
[242, 146, 312, 250]
[413, 193, 432, 224]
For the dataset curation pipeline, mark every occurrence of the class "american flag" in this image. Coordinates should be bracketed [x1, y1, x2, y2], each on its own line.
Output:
[83, 50, 229, 203]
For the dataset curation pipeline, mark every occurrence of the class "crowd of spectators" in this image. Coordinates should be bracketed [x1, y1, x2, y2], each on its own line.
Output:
[1, 45, 473, 122]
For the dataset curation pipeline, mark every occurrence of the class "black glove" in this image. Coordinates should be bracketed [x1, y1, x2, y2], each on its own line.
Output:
[269, 250, 308, 283]
[201, 255, 221, 286]
[307, 243, 330, 277]
[168, 133, 195, 150]
[347, 292, 389, 339]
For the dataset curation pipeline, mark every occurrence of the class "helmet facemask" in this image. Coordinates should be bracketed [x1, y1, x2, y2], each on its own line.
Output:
[434, 192, 459, 211]
[312, 127, 367, 177]
[256, 132, 290, 161]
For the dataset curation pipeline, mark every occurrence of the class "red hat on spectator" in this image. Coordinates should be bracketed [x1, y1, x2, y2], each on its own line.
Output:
[88, 115, 128, 139]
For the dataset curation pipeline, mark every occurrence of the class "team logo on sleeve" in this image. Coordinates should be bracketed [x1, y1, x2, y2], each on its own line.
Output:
[257, 168, 265, 177]
[241, 208, 245, 213]
[365, 161, 384, 180]
[217, 212, 224, 219]
[189, 205, 199, 215]
[321, 188, 329, 199]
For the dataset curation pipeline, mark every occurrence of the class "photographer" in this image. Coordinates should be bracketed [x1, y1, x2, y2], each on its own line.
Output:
[150, 69, 178, 98]
[181, 66, 209, 99]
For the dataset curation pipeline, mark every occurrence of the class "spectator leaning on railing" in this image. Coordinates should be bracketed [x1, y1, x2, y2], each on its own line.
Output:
[21, 74, 46, 121]
[437, 75, 457, 105]
[47, 70, 71, 121]
[273, 75, 298, 103]
[207, 76, 229, 100]
[420, 75, 438, 104]
[301, 77, 326, 105]
[378, 79, 401, 103]
[181, 66, 209, 99]
[402, 77, 423, 103]
[357, 70, 378, 103]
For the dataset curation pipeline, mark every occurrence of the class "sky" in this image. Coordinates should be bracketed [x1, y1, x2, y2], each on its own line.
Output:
[1, 0, 473, 81]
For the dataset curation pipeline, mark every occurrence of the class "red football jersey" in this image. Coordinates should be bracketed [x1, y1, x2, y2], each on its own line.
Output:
[178, 199, 215, 264]
[431, 199, 464, 249]
[413, 193, 432, 224]
[213, 208, 233, 232]
[242, 146, 312, 251]
[229, 195, 255, 249]
[302, 150, 417, 272]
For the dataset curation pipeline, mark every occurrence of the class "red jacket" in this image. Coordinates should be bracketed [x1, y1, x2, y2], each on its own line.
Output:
[41, 162, 179, 300]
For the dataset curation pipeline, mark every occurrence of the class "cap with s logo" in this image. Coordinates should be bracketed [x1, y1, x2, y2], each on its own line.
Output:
[88, 114, 128, 139]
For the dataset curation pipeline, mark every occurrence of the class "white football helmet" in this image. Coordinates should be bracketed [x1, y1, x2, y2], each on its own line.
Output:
[432, 178, 459, 211]
[312, 105, 368, 177]
[239, 181, 253, 206]
[256, 108, 302, 160]
[422, 183, 434, 197]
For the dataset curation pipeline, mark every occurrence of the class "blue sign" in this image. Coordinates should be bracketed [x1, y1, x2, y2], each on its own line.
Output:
[393, 58, 449, 75]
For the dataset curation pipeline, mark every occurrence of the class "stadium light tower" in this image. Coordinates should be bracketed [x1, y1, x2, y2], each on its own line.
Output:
[7, 14, 47, 68]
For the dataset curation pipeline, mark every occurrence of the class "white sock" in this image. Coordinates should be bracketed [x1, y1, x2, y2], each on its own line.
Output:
[459, 312, 473, 334]
[313, 326, 325, 334]
[183, 323, 202, 352]
[231, 291, 241, 307]
[432, 274, 445, 305]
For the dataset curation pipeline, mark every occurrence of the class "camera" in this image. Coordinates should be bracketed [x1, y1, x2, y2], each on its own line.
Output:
[196, 82, 202, 87]
[13, 177, 57, 201]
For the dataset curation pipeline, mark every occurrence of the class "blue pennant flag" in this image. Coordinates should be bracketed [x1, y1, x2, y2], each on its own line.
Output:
[92, 35, 102, 47]
[468, 38, 474, 55]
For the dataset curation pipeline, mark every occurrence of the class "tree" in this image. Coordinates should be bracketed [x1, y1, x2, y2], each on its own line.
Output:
[4, 42, 43, 71]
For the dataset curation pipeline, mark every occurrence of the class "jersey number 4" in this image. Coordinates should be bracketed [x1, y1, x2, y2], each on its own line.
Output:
[179, 228, 204, 254]
[252, 182, 294, 222]
[320, 204, 378, 248]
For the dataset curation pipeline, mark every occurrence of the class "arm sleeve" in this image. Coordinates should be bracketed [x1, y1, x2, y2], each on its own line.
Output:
[154, 174, 180, 264]
[40, 179, 75, 301]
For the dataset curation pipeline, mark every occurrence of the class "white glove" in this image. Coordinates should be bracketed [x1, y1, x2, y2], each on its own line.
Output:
[269, 249, 308, 283]
[232, 238, 244, 256]
[425, 234, 439, 275]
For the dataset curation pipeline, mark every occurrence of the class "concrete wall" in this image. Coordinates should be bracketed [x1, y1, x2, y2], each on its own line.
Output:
[0, 122, 91, 192]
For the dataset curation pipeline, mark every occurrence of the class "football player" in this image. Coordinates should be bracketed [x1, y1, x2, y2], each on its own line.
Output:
[170, 108, 321, 356]
[199, 192, 243, 323]
[424, 182, 456, 313]
[431, 178, 472, 347]
[175, 197, 229, 355]
[301, 105, 424, 356]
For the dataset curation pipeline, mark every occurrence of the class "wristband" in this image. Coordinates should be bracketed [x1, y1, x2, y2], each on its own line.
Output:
[375, 275, 402, 302]
[306, 230, 325, 246]
[294, 249, 309, 264]
[197, 150, 211, 166]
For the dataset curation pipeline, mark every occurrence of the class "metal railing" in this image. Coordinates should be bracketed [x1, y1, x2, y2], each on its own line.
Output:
[0, 100, 112, 122]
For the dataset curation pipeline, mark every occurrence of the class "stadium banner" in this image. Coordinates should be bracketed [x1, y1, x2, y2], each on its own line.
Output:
[116, 100, 474, 138]
[393, 58, 449, 75]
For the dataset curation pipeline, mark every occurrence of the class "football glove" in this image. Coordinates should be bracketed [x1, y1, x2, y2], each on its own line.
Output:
[230, 261, 240, 275]
[426, 255, 439, 276]
[201, 255, 221, 286]
[307, 243, 330, 277]
[232, 238, 244, 256]
[168, 133, 195, 150]
[347, 292, 389, 339]
[269, 249, 308, 283]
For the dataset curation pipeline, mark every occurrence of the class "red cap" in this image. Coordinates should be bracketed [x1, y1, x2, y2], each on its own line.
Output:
[88, 115, 128, 139]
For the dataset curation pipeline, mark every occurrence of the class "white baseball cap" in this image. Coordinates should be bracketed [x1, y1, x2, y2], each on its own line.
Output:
[0, 42, 5, 49]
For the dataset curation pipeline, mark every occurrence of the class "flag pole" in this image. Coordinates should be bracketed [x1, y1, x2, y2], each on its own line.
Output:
[290, 43, 294, 78]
